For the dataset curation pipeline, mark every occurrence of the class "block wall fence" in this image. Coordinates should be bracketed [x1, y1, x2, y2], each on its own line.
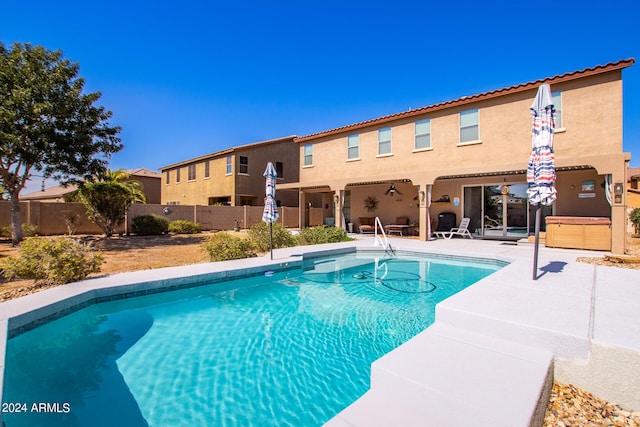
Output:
[0, 201, 316, 236]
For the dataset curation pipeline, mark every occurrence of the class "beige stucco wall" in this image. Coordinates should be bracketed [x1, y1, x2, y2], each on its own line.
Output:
[233, 141, 300, 207]
[348, 182, 420, 227]
[161, 138, 300, 207]
[299, 72, 624, 189]
[295, 69, 628, 252]
[163, 156, 235, 205]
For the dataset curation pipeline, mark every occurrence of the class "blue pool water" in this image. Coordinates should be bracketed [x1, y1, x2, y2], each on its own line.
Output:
[3, 251, 504, 426]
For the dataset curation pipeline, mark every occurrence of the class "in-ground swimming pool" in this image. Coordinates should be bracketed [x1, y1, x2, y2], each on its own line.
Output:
[2, 251, 504, 426]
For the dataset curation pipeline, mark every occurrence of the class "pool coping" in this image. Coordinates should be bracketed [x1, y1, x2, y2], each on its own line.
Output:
[2, 237, 639, 425]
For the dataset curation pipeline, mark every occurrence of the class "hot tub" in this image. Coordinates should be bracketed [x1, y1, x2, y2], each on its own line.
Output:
[545, 216, 611, 251]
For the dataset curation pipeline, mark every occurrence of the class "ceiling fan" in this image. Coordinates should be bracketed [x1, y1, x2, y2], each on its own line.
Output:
[384, 183, 403, 196]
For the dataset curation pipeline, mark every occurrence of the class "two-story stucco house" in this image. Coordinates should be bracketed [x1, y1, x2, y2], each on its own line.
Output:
[282, 59, 634, 254]
[160, 135, 299, 207]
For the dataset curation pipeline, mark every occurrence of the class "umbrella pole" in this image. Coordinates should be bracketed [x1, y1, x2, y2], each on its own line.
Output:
[270, 222, 273, 260]
[532, 205, 541, 280]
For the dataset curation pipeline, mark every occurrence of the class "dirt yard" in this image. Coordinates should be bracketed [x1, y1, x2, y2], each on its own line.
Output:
[0, 233, 216, 301]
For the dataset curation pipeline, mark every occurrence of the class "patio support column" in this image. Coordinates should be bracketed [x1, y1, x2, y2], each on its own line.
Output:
[418, 184, 432, 242]
[298, 190, 306, 229]
[610, 160, 629, 254]
[333, 189, 343, 230]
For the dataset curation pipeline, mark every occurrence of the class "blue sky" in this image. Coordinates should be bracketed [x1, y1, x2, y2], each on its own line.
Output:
[2, 0, 639, 194]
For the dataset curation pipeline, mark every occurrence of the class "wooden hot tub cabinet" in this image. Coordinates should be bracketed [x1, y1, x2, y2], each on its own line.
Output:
[545, 216, 611, 251]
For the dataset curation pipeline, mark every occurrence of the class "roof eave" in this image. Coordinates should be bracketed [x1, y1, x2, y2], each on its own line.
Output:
[159, 135, 296, 171]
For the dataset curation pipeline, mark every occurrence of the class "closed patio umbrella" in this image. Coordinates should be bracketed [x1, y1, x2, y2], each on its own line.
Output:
[527, 84, 557, 280]
[262, 162, 279, 260]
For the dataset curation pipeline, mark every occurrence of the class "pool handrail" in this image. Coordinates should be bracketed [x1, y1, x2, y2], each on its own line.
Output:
[374, 217, 390, 249]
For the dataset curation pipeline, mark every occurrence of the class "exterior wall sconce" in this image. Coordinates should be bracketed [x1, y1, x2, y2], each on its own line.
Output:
[334, 194, 340, 204]
[614, 182, 624, 203]
[419, 191, 425, 202]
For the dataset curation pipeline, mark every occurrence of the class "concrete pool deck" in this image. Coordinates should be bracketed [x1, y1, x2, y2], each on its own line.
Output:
[1, 235, 639, 426]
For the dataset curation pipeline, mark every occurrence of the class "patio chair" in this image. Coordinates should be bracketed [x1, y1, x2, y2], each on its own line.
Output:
[358, 217, 376, 234]
[434, 217, 473, 239]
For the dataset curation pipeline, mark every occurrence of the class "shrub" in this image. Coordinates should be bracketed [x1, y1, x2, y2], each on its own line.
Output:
[22, 223, 38, 237]
[0, 223, 38, 238]
[298, 225, 352, 245]
[131, 214, 169, 235]
[1, 236, 103, 285]
[247, 222, 297, 252]
[63, 212, 81, 235]
[630, 207, 640, 236]
[202, 232, 256, 261]
[0, 225, 11, 238]
[169, 220, 202, 234]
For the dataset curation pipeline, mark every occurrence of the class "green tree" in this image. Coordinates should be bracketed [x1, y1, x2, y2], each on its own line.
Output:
[0, 42, 122, 244]
[72, 169, 146, 237]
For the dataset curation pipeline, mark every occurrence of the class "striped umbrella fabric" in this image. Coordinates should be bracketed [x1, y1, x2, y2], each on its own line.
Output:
[527, 84, 557, 206]
[262, 162, 279, 224]
[528, 84, 556, 280]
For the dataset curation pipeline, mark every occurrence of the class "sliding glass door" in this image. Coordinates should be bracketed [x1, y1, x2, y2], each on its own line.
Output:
[463, 184, 531, 238]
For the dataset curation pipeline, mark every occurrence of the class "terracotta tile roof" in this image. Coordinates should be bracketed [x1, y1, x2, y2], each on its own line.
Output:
[295, 58, 635, 143]
[629, 167, 640, 180]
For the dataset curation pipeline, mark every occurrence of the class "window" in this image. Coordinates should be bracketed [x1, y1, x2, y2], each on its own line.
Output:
[347, 134, 359, 159]
[176, 168, 181, 183]
[188, 164, 196, 181]
[304, 144, 313, 166]
[165, 171, 170, 184]
[204, 160, 210, 178]
[239, 156, 248, 174]
[459, 108, 479, 143]
[378, 127, 392, 155]
[415, 119, 431, 149]
[275, 161, 283, 179]
[226, 156, 232, 175]
[552, 91, 563, 128]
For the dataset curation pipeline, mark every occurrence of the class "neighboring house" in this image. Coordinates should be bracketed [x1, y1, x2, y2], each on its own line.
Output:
[160, 136, 299, 207]
[281, 59, 634, 254]
[125, 168, 162, 204]
[628, 167, 640, 213]
[629, 167, 640, 190]
[20, 168, 162, 204]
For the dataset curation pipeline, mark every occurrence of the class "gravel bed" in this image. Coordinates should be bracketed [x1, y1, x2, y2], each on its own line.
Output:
[545, 382, 640, 426]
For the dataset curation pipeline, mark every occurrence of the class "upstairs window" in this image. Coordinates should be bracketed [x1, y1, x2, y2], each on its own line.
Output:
[347, 134, 359, 159]
[275, 161, 283, 179]
[304, 144, 313, 166]
[552, 91, 563, 128]
[165, 171, 170, 184]
[239, 156, 249, 174]
[459, 108, 479, 143]
[226, 156, 232, 175]
[188, 164, 196, 181]
[378, 127, 392, 155]
[176, 168, 181, 183]
[415, 119, 431, 150]
[204, 160, 210, 178]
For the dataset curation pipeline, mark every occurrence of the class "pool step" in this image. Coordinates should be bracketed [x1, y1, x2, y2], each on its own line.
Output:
[324, 323, 553, 427]
[434, 261, 595, 361]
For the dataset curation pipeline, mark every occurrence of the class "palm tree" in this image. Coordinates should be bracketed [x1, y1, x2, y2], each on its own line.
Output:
[99, 169, 146, 204]
[74, 169, 147, 237]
